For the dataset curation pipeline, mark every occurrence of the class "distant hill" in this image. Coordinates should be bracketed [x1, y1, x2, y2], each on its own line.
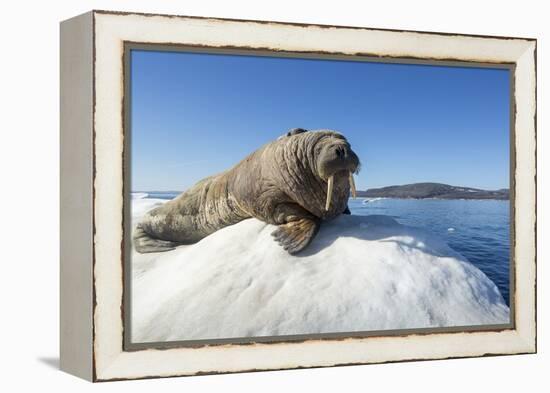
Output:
[357, 183, 509, 200]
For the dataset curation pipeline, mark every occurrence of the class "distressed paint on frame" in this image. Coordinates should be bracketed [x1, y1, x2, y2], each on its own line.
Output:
[83, 10, 536, 381]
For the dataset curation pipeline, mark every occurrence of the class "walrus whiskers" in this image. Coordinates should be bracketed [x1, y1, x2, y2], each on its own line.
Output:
[349, 172, 356, 199]
[325, 175, 334, 211]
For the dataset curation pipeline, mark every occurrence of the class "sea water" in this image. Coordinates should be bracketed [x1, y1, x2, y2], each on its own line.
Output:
[134, 192, 510, 306]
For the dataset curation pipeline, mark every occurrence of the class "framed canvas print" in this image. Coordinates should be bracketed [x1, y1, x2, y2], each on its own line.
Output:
[60, 10, 537, 382]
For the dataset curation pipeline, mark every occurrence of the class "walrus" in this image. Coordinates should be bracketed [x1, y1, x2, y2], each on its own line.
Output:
[134, 129, 360, 255]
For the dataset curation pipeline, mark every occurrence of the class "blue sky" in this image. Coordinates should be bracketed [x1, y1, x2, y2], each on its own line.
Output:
[131, 49, 510, 191]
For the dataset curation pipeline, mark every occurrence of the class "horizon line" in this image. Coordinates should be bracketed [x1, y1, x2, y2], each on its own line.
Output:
[132, 181, 510, 193]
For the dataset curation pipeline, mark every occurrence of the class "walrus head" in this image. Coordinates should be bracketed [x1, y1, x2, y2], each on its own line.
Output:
[314, 132, 360, 211]
[268, 129, 361, 220]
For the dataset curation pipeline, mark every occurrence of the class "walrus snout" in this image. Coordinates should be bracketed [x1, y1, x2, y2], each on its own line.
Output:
[335, 145, 360, 173]
[317, 143, 360, 180]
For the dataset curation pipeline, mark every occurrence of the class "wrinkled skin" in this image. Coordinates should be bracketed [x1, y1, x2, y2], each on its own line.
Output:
[134, 129, 360, 255]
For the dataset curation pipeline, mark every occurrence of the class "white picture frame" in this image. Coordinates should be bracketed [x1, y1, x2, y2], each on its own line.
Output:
[60, 10, 536, 381]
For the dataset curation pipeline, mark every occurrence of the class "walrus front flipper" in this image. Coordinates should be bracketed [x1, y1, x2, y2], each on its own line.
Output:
[271, 218, 320, 255]
[133, 225, 178, 254]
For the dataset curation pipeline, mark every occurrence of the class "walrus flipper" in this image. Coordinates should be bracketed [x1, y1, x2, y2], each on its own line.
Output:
[271, 218, 320, 255]
[133, 224, 179, 253]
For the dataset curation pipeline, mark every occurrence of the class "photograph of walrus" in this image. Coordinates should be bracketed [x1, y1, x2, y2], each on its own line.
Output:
[127, 47, 511, 345]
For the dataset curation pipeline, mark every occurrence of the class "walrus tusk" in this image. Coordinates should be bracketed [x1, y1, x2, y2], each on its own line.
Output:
[325, 175, 334, 211]
[349, 172, 356, 199]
